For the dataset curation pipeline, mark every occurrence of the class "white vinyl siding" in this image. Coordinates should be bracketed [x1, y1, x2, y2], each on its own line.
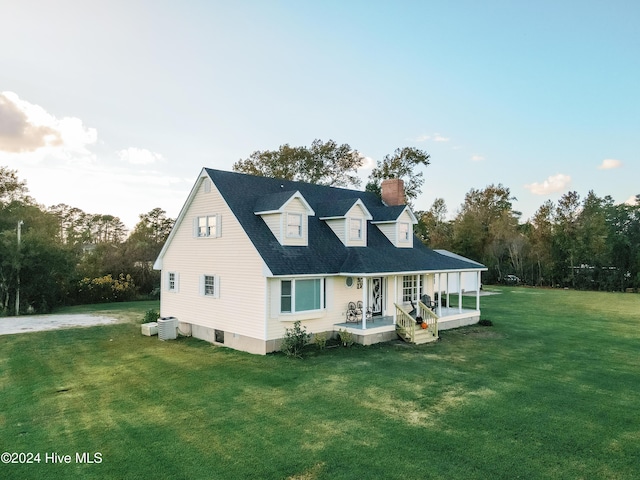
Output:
[160, 175, 267, 345]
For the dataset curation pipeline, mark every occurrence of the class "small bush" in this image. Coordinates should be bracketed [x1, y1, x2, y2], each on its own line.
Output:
[142, 309, 159, 324]
[313, 332, 328, 350]
[478, 318, 493, 326]
[281, 321, 311, 358]
[338, 328, 354, 347]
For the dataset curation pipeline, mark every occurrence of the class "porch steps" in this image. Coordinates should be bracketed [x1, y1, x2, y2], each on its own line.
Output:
[396, 325, 438, 345]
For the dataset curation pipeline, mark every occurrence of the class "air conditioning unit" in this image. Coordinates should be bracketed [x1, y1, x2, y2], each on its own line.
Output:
[158, 317, 178, 341]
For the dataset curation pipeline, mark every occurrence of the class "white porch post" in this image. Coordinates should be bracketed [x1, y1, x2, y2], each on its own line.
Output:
[446, 272, 450, 312]
[476, 271, 481, 311]
[393, 276, 398, 325]
[361, 276, 368, 330]
[458, 272, 463, 313]
[437, 273, 442, 316]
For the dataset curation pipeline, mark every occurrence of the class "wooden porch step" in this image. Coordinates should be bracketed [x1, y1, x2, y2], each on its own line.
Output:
[396, 326, 438, 344]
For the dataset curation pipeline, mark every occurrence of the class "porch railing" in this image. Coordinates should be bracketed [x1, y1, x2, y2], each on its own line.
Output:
[417, 300, 439, 339]
[395, 301, 439, 343]
[395, 303, 416, 343]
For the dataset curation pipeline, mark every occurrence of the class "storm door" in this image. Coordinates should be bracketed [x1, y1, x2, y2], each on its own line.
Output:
[369, 277, 384, 316]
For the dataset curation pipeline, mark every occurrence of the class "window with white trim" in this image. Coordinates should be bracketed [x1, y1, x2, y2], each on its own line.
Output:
[286, 213, 302, 238]
[349, 218, 363, 240]
[399, 222, 411, 242]
[402, 275, 422, 302]
[201, 274, 220, 298]
[195, 215, 220, 238]
[167, 272, 179, 292]
[280, 278, 323, 313]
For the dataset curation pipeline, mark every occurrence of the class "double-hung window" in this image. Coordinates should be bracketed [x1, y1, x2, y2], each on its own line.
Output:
[196, 215, 220, 238]
[350, 218, 363, 240]
[399, 222, 410, 242]
[286, 213, 302, 238]
[280, 279, 323, 313]
[201, 274, 220, 298]
[167, 272, 179, 292]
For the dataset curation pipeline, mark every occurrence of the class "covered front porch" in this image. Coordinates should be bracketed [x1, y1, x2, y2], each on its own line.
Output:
[333, 270, 483, 345]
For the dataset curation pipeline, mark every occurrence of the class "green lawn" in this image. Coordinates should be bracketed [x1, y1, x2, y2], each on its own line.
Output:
[1, 289, 639, 479]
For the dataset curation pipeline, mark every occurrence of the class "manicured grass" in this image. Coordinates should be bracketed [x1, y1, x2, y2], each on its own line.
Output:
[1, 290, 639, 479]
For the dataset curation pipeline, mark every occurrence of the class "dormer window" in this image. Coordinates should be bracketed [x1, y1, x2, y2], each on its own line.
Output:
[286, 213, 303, 238]
[350, 218, 363, 240]
[254, 191, 314, 246]
[399, 222, 410, 242]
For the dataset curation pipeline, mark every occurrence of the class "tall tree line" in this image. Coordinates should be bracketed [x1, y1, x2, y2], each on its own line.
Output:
[0, 166, 174, 315]
[417, 187, 640, 291]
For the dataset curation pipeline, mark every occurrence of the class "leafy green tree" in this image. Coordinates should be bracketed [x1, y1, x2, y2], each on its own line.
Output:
[451, 184, 519, 282]
[367, 147, 431, 206]
[526, 200, 555, 286]
[0, 166, 31, 204]
[415, 198, 452, 249]
[124, 208, 174, 294]
[233, 139, 365, 188]
[553, 191, 581, 287]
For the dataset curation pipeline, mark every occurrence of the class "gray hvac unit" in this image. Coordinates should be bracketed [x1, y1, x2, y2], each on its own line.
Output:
[157, 317, 178, 341]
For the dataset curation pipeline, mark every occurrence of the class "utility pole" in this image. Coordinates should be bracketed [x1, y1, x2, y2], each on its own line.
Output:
[16, 220, 23, 316]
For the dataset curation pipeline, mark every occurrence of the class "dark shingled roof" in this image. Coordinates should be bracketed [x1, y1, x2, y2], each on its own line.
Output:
[206, 169, 485, 276]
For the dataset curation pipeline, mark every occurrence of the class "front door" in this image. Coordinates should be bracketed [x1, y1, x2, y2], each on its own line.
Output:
[369, 277, 383, 316]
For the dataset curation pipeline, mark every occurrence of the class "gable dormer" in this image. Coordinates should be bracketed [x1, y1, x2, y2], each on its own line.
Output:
[318, 198, 373, 247]
[254, 190, 314, 246]
[372, 205, 418, 248]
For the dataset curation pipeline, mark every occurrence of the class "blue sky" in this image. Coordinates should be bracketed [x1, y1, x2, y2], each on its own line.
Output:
[1, 0, 638, 229]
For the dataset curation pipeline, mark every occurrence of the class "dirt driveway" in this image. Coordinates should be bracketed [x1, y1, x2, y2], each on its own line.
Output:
[0, 314, 121, 336]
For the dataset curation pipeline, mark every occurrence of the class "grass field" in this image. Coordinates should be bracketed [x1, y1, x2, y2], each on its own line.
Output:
[1, 288, 639, 479]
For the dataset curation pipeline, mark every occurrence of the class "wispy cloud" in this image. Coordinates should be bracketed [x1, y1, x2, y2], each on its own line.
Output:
[413, 134, 431, 142]
[524, 174, 572, 195]
[118, 147, 165, 165]
[598, 158, 622, 170]
[412, 132, 451, 143]
[470, 154, 485, 162]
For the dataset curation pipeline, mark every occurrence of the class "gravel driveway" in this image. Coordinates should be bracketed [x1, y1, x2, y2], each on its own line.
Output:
[0, 314, 121, 336]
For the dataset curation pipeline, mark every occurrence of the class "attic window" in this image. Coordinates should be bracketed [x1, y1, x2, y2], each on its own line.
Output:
[286, 213, 302, 238]
[399, 222, 410, 242]
[349, 218, 363, 240]
[196, 215, 220, 238]
[203, 179, 211, 193]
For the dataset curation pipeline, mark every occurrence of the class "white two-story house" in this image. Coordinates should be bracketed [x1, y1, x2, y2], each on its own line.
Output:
[153, 168, 486, 354]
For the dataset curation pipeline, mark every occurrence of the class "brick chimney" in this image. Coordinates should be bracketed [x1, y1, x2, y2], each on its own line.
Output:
[381, 178, 406, 206]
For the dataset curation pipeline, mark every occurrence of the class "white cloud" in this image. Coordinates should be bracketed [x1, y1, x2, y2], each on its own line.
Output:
[625, 195, 639, 206]
[0, 91, 96, 158]
[470, 154, 485, 162]
[412, 132, 451, 142]
[598, 158, 622, 170]
[360, 155, 376, 169]
[118, 147, 165, 165]
[524, 174, 572, 195]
